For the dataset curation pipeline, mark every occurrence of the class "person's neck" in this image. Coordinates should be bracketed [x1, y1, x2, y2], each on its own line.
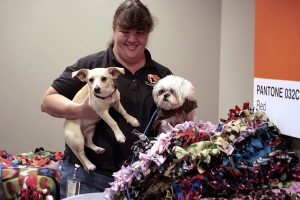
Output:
[115, 55, 146, 74]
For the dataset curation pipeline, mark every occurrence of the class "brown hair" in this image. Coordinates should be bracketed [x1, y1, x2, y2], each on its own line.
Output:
[113, 0, 154, 33]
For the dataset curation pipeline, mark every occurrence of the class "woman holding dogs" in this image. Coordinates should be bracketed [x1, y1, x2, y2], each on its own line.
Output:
[41, 0, 173, 198]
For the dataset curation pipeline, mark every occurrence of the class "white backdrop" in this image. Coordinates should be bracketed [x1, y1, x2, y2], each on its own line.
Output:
[0, 0, 256, 154]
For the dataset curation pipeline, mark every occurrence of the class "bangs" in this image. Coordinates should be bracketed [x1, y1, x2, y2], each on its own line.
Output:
[113, 1, 154, 33]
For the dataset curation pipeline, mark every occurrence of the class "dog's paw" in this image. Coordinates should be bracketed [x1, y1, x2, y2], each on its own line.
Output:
[86, 144, 105, 154]
[115, 133, 126, 143]
[92, 146, 105, 154]
[85, 163, 96, 172]
[127, 116, 140, 127]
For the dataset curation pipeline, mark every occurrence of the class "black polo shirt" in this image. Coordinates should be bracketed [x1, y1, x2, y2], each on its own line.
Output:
[52, 44, 172, 174]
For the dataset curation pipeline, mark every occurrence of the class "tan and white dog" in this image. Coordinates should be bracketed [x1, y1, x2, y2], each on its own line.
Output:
[64, 67, 140, 172]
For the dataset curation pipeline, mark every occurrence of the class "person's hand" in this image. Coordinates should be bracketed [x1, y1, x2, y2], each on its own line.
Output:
[78, 96, 101, 120]
[174, 111, 188, 124]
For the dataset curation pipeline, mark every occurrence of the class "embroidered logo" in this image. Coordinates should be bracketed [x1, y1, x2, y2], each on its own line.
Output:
[145, 74, 160, 86]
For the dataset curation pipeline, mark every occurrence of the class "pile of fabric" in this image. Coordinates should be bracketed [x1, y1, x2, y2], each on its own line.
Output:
[0, 147, 63, 200]
[104, 102, 300, 200]
[0, 147, 63, 167]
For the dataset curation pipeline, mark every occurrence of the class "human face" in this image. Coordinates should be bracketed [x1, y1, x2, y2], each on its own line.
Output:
[113, 26, 149, 65]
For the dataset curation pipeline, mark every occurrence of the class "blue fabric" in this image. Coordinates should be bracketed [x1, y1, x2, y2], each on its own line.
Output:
[59, 155, 114, 199]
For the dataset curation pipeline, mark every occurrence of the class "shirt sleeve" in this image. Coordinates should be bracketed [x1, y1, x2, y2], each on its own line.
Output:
[51, 58, 87, 100]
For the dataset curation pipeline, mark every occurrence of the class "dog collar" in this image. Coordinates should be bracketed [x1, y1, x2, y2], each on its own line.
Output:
[94, 87, 117, 100]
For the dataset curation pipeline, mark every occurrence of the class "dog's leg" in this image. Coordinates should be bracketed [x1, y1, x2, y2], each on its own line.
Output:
[64, 119, 96, 172]
[80, 119, 105, 154]
[112, 101, 140, 127]
[99, 110, 126, 143]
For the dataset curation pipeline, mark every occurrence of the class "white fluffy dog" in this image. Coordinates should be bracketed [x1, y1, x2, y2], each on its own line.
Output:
[152, 75, 198, 133]
[64, 67, 140, 172]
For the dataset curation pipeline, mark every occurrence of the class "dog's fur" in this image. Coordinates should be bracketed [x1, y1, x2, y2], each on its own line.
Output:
[152, 75, 198, 133]
[64, 67, 140, 172]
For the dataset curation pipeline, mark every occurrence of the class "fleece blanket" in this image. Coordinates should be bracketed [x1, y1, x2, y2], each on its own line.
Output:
[0, 148, 63, 200]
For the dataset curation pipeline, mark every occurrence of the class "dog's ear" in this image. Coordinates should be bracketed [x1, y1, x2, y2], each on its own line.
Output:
[107, 67, 125, 79]
[71, 69, 89, 82]
[179, 78, 196, 100]
[152, 83, 159, 104]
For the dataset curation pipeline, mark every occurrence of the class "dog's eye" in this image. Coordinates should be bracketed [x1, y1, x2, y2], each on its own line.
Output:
[158, 89, 164, 95]
[101, 77, 107, 82]
[89, 78, 94, 83]
[170, 89, 175, 94]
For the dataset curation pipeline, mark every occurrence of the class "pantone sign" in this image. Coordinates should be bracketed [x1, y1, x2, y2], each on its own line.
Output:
[254, 0, 300, 138]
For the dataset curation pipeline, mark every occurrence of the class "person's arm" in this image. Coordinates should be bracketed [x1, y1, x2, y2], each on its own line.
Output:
[40, 86, 99, 120]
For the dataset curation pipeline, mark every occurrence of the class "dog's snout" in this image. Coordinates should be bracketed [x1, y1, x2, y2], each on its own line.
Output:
[163, 93, 170, 100]
[94, 87, 100, 93]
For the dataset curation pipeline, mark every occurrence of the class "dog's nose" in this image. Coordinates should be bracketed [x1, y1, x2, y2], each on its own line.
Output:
[94, 87, 100, 93]
[163, 93, 169, 100]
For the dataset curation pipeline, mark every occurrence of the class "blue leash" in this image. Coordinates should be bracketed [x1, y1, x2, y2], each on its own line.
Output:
[143, 106, 160, 137]
[126, 106, 160, 200]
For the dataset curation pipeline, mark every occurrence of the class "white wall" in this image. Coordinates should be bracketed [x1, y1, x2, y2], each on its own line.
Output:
[0, 0, 222, 154]
[218, 0, 255, 120]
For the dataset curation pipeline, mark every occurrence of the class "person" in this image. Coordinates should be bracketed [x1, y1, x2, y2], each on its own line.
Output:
[40, 0, 172, 198]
